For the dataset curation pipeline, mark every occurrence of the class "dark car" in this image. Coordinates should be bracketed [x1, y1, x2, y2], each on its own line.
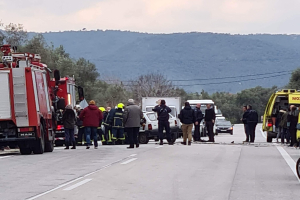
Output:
[215, 119, 233, 135]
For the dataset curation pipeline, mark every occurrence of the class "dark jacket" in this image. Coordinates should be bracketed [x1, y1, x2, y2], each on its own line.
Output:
[205, 108, 216, 122]
[152, 105, 171, 121]
[79, 105, 103, 127]
[179, 106, 195, 124]
[194, 107, 203, 123]
[247, 109, 258, 124]
[63, 109, 76, 129]
[76, 110, 83, 127]
[242, 110, 249, 124]
[107, 108, 124, 128]
[123, 103, 143, 128]
[287, 111, 298, 130]
[279, 112, 288, 128]
[103, 111, 110, 126]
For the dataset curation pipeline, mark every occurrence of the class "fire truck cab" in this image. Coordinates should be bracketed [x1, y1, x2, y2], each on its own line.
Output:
[0, 45, 55, 154]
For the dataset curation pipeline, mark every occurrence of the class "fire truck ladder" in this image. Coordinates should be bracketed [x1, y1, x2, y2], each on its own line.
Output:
[12, 68, 28, 126]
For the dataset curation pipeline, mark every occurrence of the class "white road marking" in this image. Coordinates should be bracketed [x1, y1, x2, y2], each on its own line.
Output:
[155, 146, 163, 149]
[26, 177, 83, 200]
[0, 156, 11, 159]
[129, 154, 137, 157]
[275, 145, 300, 183]
[63, 179, 92, 191]
[260, 128, 266, 139]
[121, 158, 137, 165]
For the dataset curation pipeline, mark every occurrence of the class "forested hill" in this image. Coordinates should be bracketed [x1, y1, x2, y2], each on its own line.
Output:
[35, 30, 300, 93]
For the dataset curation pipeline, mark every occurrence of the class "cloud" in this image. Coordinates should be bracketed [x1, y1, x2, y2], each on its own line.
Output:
[1, 0, 300, 33]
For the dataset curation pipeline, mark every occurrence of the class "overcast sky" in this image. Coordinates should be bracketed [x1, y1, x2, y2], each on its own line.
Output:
[0, 0, 299, 34]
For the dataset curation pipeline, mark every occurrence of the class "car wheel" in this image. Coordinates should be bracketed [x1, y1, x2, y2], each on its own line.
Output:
[139, 133, 149, 144]
[20, 148, 32, 155]
[296, 158, 300, 179]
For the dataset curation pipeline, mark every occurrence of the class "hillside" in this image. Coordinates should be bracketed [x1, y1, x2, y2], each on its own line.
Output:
[35, 31, 300, 93]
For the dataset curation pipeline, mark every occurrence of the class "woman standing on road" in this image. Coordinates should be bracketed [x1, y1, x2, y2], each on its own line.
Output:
[63, 105, 77, 150]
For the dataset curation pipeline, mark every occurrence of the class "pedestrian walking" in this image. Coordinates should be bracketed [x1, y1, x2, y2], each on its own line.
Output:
[241, 106, 249, 142]
[246, 105, 258, 143]
[287, 105, 298, 147]
[63, 105, 76, 149]
[79, 100, 103, 149]
[193, 104, 203, 142]
[123, 99, 143, 149]
[107, 103, 125, 145]
[152, 99, 173, 145]
[279, 109, 289, 144]
[179, 102, 196, 145]
[205, 104, 216, 142]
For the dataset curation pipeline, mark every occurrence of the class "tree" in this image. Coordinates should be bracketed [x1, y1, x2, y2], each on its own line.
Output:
[3, 23, 27, 46]
[288, 68, 300, 89]
[129, 73, 181, 102]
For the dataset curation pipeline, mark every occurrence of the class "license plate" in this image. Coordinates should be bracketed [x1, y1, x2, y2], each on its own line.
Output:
[55, 131, 64, 134]
[18, 132, 35, 137]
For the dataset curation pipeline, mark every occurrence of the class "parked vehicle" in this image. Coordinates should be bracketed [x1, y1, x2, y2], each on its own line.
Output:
[297, 158, 300, 179]
[214, 118, 233, 135]
[262, 89, 300, 142]
[139, 112, 179, 144]
[0, 45, 55, 154]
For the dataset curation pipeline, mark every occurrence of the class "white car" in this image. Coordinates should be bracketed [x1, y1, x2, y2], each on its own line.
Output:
[139, 112, 180, 144]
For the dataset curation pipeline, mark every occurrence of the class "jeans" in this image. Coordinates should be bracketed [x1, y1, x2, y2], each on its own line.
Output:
[281, 128, 290, 143]
[127, 127, 140, 146]
[194, 124, 200, 141]
[182, 124, 193, 142]
[65, 128, 75, 147]
[158, 120, 171, 142]
[85, 127, 98, 147]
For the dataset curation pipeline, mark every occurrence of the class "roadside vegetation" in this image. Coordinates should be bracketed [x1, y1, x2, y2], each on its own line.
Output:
[1, 22, 299, 124]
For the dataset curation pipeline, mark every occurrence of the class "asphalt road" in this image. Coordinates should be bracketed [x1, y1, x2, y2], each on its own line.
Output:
[1, 124, 300, 200]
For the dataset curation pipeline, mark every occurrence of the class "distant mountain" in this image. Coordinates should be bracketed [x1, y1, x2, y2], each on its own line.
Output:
[34, 30, 300, 93]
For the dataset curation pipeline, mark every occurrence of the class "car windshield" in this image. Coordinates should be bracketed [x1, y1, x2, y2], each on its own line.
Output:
[147, 113, 157, 121]
[216, 120, 231, 126]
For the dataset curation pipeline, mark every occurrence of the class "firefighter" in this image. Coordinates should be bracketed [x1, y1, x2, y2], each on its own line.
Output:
[103, 107, 112, 145]
[98, 107, 106, 145]
[108, 103, 125, 145]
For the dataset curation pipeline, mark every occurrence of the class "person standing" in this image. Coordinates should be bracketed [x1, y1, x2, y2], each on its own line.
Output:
[179, 102, 196, 145]
[79, 100, 103, 149]
[279, 109, 289, 144]
[152, 100, 172, 145]
[103, 107, 112, 144]
[63, 105, 77, 149]
[287, 105, 298, 147]
[123, 99, 143, 149]
[205, 104, 216, 142]
[98, 107, 106, 144]
[246, 105, 258, 143]
[193, 104, 203, 142]
[242, 106, 249, 142]
[107, 103, 125, 145]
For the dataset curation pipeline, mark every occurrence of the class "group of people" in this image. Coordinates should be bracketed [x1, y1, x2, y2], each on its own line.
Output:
[152, 100, 216, 146]
[273, 105, 299, 147]
[62, 99, 143, 150]
[242, 105, 259, 143]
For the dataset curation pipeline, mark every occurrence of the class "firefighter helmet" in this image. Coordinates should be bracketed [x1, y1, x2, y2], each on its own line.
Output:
[117, 103, 124, 109]
[99, 107, 105, 112]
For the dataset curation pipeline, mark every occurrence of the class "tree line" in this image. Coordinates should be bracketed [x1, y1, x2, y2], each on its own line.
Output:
[1, 22, 299, 124]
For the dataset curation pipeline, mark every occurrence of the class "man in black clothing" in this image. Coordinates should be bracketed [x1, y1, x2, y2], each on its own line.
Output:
[194, 103, 203, 142]
[152, 100, 172, 145]
[246, 105, 258, 143]
[241, 106, 249, 142]
[205, 104, 216, 142]
[179, 102, 196, 145]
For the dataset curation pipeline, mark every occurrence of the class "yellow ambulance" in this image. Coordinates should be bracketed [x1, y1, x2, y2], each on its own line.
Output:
[263, 89, 300, 142]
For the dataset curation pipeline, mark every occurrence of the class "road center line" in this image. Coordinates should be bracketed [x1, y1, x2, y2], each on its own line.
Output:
[0, 156, 11, 159]
[121, 158, 137, 165]
[275, 145, 300, 183]
[63, 179, 92, 191]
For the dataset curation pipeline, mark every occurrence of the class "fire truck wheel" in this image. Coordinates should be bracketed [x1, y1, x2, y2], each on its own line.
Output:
[45, 140, 54, 152]
[20, 148, 32, 155]
[33, 124, 45, 154]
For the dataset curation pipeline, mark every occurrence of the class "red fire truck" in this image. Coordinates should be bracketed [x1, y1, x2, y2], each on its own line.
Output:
[0, 45, 55, 154]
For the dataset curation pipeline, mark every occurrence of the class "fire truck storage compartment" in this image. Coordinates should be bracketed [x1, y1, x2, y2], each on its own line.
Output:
[0, 71, 12, 119]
